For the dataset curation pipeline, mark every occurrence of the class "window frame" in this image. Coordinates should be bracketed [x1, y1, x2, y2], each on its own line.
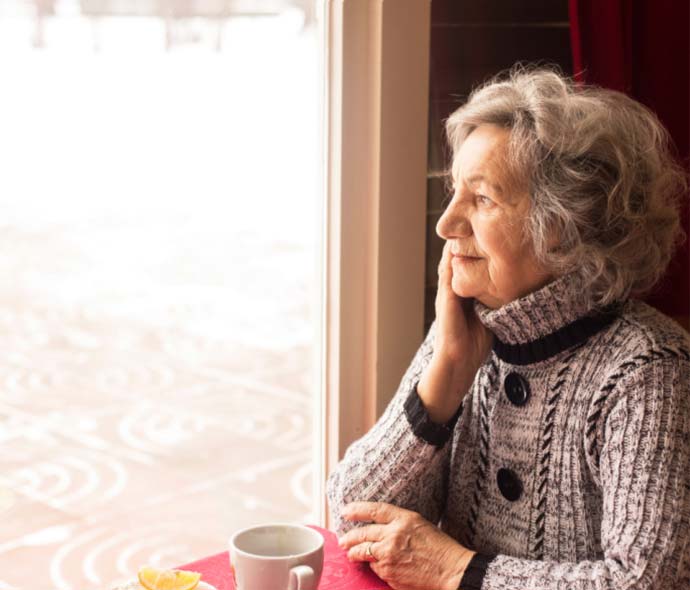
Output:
[315, 0, 431, 527]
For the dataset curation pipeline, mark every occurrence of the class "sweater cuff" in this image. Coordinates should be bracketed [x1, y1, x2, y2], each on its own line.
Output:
[403, 382, 462, 448]
[458, 553, 496, 590]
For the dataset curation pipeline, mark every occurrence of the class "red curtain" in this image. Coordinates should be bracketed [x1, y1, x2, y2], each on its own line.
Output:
[569, 0, 690, 329]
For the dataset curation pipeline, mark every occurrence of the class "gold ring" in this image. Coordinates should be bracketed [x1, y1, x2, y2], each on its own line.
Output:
[365, 541, 377, 561]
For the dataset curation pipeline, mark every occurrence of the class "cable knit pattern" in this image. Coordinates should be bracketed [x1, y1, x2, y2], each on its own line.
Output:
[326, 273, 690, 589]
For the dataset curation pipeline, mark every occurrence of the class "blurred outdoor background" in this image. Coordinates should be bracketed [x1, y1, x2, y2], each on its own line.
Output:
[0, 1, 319, 589]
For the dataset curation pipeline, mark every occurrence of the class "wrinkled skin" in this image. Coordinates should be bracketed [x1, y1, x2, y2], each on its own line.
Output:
[337, 502, 475, 590]
[434, 240, 493, 372]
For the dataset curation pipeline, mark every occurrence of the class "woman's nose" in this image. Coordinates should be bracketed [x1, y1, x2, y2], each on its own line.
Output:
[436, 199, 472, 240]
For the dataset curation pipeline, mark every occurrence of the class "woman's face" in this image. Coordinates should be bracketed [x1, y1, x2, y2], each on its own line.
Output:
[436, 124, 553, 309]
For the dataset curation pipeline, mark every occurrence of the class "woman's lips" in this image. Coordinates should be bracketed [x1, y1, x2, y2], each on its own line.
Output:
[452, 254, 482, 262]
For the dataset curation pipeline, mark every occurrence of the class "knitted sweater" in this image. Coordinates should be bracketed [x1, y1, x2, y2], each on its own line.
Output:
[326, 273, 690, 589]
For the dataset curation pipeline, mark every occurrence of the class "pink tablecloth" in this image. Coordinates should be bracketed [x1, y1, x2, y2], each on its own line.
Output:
[178, 526, 391, 590]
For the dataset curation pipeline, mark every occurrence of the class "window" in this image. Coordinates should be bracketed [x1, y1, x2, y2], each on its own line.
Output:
[0, 2, 320, 589]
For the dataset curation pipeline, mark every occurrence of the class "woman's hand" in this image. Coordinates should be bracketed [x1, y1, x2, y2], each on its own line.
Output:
[338, 501, 475, 590]
[417, 242, 493, 422]
[433, 241, 493, 369]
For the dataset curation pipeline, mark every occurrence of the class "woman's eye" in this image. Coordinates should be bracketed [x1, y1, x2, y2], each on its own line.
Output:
[477, 194, 492, 206]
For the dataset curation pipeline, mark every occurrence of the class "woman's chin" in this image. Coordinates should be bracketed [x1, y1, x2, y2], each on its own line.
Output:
[450, 277, 477, 299]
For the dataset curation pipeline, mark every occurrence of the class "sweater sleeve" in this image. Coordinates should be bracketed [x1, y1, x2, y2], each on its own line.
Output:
[461, 356, 690, 590]
[326, 321, 466, 535]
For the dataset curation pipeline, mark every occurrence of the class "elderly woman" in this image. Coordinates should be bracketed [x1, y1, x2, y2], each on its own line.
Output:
[326, 67, 690, 590]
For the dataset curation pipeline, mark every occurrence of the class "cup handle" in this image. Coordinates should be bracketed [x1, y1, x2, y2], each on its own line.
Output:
[288, 564, 315, 590]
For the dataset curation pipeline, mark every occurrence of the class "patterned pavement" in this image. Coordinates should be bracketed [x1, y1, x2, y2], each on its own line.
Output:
[0, 13, 318, 590]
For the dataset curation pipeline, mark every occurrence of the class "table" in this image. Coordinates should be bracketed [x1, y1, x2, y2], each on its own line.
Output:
[178, 526, 391, 590]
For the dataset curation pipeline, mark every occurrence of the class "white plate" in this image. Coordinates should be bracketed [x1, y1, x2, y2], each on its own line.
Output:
[113, 580, 217, 590]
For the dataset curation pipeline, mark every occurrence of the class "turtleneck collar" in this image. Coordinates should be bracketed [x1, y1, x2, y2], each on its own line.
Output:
[473, 273, 622, 365]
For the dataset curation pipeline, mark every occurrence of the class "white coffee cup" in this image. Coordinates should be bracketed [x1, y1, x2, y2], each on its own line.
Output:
[229, 523, 324, 590]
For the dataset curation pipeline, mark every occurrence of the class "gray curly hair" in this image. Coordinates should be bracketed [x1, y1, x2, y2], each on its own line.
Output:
[445, 65, 688, 309]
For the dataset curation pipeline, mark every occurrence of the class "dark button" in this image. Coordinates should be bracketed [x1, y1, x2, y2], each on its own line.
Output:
[497, 468, 523, 501]
[504, 372, 530, 406]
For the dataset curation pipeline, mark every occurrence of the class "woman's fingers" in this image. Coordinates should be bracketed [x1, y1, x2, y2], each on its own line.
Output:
[438, 241, 452, 282]
[436, 242, 454, 316]
[338, 523, 386, 550]
[341, 501, 402, 524]
[346, 540, 382, 563]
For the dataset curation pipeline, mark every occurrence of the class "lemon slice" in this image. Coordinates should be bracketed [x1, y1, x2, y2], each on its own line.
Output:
[137, 566, 201, 590]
